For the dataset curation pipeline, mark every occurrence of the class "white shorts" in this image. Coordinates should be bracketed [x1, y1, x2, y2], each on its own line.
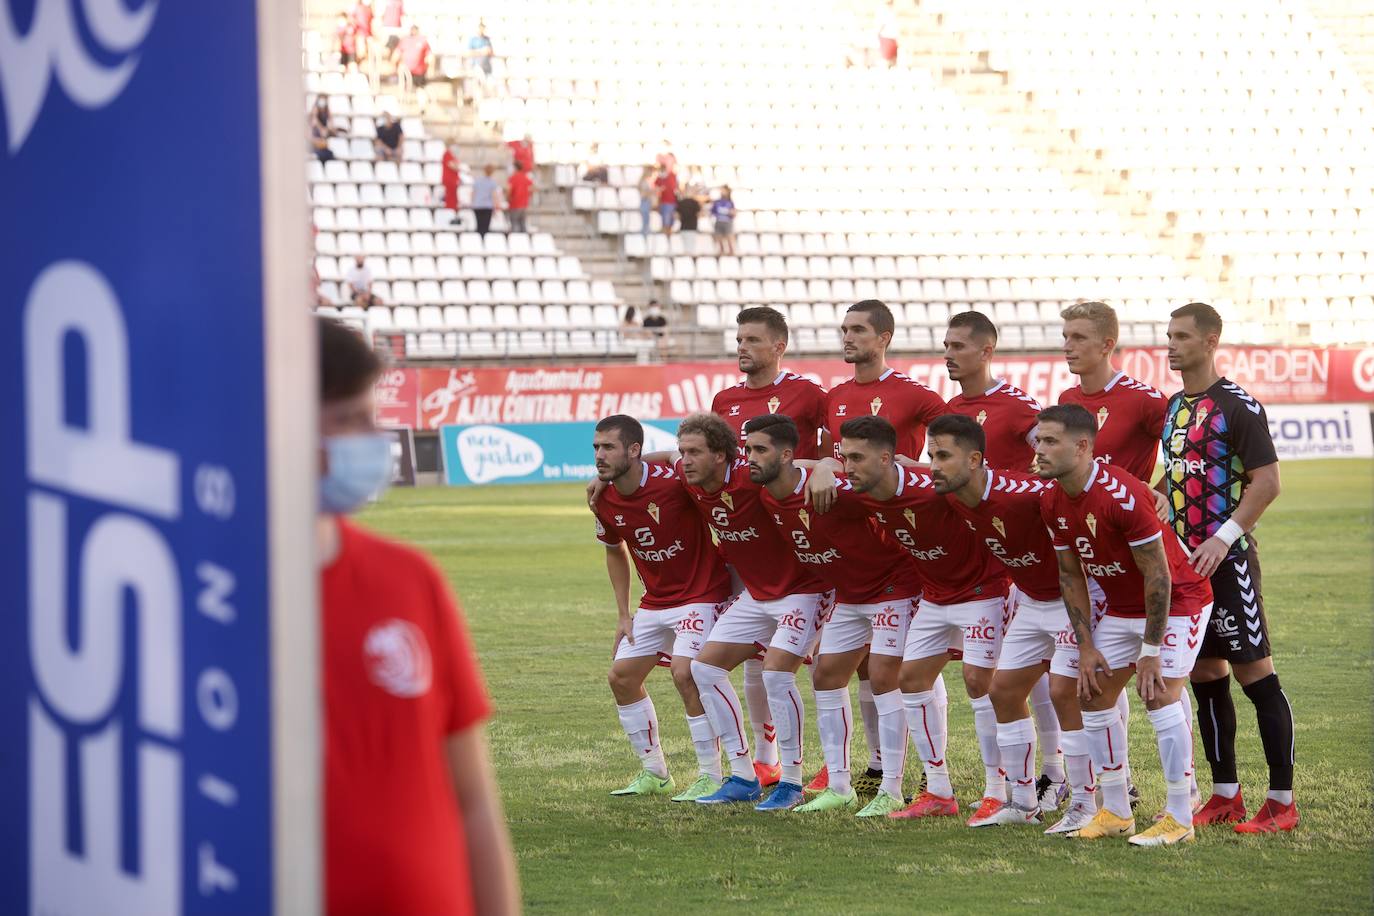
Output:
[709, 589, 835, 657]
[999, 593, 1070, 671]
[905, 596, 1007, 669]
[1046, 594, 1111, 679]
[1093, 605, 1214, 677]
[613, 602, 725, 663]
[819, 598, 917, 657]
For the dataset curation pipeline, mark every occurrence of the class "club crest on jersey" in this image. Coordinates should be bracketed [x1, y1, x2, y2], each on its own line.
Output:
[976, 410, 988, 425]
[1086, 513, 1098, 537]
[798, 508, 811, 530]
[1096, 407, 1109, 429]
[1194, 406, 1210, 429]
[720, 492, 734, 511]
[768, 396, 781, 414]
[870, 397, 883, 415]
[992, 517, 1006, 538]
[647, 502, 660, 524]
[836, 405, 848, 416]
[729, 404, 741, 416]
[903, 508, 916, 529]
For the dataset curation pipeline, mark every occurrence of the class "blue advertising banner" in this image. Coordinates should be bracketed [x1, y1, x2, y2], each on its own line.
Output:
[440, 420, 684, 485]
[0, 1, 312, 913]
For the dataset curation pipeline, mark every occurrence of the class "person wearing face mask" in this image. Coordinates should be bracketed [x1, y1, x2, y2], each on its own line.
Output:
[316, 318, 520, 915]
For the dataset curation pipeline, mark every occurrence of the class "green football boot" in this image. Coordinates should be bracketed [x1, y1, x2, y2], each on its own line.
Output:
[794, 787, 859, 813]
[610, 770, 675, 797]
[671, 774, 722, 802]
[856, 790, 910, 818]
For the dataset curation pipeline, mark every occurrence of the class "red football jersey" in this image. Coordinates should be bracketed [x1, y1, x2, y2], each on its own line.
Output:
[759, 468, 923, 604]
[1059, 371, 1167, 483]
[712, 370, 829, 460]
[827, 368, 947, 461]
[594, 462, 732, 609]
[858, 467, 1009, 605]
[322, 519, 490, 916]
[946, 469, 1061, 602]
[1040, 463, 1213, 618]
[946, 379, 1043, 472]
[679, 458, 826, 600]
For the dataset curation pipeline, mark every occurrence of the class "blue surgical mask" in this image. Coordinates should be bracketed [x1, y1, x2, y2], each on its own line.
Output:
[321, 433, 393, 513]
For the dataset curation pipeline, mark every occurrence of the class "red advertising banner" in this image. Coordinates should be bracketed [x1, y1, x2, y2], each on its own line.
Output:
[377, 346, 1374, 429]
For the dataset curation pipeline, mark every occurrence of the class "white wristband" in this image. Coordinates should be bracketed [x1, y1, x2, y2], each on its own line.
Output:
[1138, 642, 1161, 659]
[1214, 518, 1245, 548]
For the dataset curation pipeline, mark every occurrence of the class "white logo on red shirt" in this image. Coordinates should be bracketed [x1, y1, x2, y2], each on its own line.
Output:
[364, 619, 433, 698]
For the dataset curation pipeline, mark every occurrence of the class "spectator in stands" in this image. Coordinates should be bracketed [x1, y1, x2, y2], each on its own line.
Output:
[508, 134, 535, 173]
[468, 20, 495, 78]
[582, 144, 609, 184]
[442, 140, 462, 223]
[381, 0, 403, 30]
[351, 0, 374, 60]
[876, 0, 898, 68]
[347, 255, 382, 308]
[507, 161, 533, 234]
[620, 306, 639, 330]
[393, 24, 431, 107]
[655, 140, 677, 171]
[312, 96, 342, 136]
[334, 12, 357, 70]
[311, 120, 335, 163]
[374, 111, 403, 162]
[675, 191, 701, 233]
[637, 166, 655, 238]
[711, 186, 737, 255]
[654, 164, 679, 236]
[471, 164, 501, 237]
[642, 300, 668, 332]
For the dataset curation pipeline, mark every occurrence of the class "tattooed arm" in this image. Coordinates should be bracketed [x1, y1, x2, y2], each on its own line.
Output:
[1055, 547, 1110, 699]
[1129, 536, 1173, 702]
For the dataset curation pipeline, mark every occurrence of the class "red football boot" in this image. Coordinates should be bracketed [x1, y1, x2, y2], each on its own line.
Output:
[1234, 798, 1300, 834]
[753, 762, 781, 787]
[801, 767, 829, 795]
[1193, 791, 1247, 825]
[888, 791, 959, 819]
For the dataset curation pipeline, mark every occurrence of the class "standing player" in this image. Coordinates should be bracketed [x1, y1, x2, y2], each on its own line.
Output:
[1036, 404, 1214, 846]
[592, 416, 735, 802]
[711, 305, 830, 784]
[1160, 302, 1297, 833]
[747, 414, 922, 817]
[943, 310, 1043, 473]
[930, 414, 1098, 833]
[832, 416, 1012, 820]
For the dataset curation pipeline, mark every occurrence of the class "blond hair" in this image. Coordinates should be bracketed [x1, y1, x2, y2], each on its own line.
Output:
[1060, 301, 1119, 342]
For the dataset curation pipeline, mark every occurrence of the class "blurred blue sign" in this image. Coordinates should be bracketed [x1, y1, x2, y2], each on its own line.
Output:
[440, 420, 684, 485]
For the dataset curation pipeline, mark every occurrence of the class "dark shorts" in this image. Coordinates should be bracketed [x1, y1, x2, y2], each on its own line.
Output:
[410, 71, 428, 86]
[340, 51, 354, 66]
[1198, 540, 1271, 663]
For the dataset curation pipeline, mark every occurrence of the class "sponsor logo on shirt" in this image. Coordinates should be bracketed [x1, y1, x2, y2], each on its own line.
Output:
[836, 405, 848, 416]
[985, 538, 1041, 568]
[363, 619, 433, 698]
[1166, 455, 1208, 474]
[634, 539, 686, 563]
[1082, 559, 1128, 578]
[907, 544, 947, 562]
[715, 526, 759, 543]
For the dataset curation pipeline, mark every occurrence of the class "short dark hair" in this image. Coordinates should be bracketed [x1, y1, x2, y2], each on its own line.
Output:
[677, 412, 738, 461]
[839, 416, 897, 454]
[846, 299, 895, 337]
[595, 414, 644, 448]
[927, 413, 986, 456]
[736, 306, 788, 343]
[948, 310, 998, 344]
[1037, 404, 1096, 441]
[743, 413, 799, 451]
[1170, 302, 1223, 339]
[319, 317, 382, 402]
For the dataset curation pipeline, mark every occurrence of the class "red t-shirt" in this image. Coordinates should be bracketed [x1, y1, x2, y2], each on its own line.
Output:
[507, 170, 533, 209]
[382, 0, 403, 27]
[946, 379, 1043, 472]
[442, 150, 460, 188]
[337, 22, 356, 54]
[712, 370, 829, 460]
[1059, 371, 1167, 483]
[655, 172, 678, 205]
[594, 462, 732, 609]
[508, 140, 535, 172]
[679, 458, 826, 600]
[946, 469, 1060, 601]
[859, 467, 1008, 605]
[827, 368, 947, 461]
[322, 519, 490, 916]
[352, 1, 373, 36]
[1040, 463, 1213, 618]
[759, 468, 923, 605]
[397, 34, 430, 74]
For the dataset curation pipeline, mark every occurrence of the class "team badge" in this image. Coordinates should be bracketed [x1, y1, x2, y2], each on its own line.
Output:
[870, 397, 883, 415]
[647, 502, 660, 524]
[720, 492, 734, 510]
[1194, 406, 1210, 429]
[903, 508, 916, 529]
[768, 396, 781, 414]
[1096, 407, 1109, 429]
[1086, 512, 1097, 537]
[798, 508, 811, 529]
[976, 410, 988, 425]
[992, 517, 1006, 538]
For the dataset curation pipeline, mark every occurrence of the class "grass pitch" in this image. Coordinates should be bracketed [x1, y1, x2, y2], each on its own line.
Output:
[359, 458, 1374, 914]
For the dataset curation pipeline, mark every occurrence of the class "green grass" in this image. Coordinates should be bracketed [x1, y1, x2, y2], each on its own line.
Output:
[359, 459, 1374, 914]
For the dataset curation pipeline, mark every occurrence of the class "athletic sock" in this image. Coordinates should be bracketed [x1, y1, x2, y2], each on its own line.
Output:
[1115, 689, 1134, 786]
[1148, 703, 1194, 824]
[970, 694, 1006, 800]
[1059, 728, 1097, 807]
[1191, 674, 1239, 788]
[858, 679, 882, 772]
[1177, 696, 1199, 795]
[1242, 673, 1296, 794]
[1083, 707, 1131, 818]
[997, 717, 1038, 809]
[873, 689, 908, 798]
[763, 669, 805, 786]
[814, 688, 853, 795]
[742, 658, 778, 766]
[1030, 673, 1064, 782]
[686, 714, 722, 781]
[903, 688, 952, 797]
[933, 670, 950, 728]
[691, 661, 754, 779]
[616, 696, 667, 778]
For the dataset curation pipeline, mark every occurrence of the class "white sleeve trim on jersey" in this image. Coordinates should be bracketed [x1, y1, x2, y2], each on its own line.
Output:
[1127, 530, 1163, 548]
[1053, 543, 1072, 551]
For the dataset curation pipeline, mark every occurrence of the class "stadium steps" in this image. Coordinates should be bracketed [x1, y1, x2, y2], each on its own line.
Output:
[1308, 1, 1374, 95]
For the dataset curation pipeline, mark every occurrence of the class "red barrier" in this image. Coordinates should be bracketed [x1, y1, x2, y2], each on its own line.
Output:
[376, 346, 1374, 429]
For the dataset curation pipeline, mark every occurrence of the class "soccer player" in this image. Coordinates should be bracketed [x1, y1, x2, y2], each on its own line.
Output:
[592, 415, 735, 802]
[943, 310, 1043, 473]
[832, 416, 1012, 820]
[930, 414, 1098, 833]
[1036, 404, 1214, 846]
[672, 413, 834, 810]
[711, 305, 830, 785]
[1160, 302, 1297, 833]
[747, 414, 922, 817]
